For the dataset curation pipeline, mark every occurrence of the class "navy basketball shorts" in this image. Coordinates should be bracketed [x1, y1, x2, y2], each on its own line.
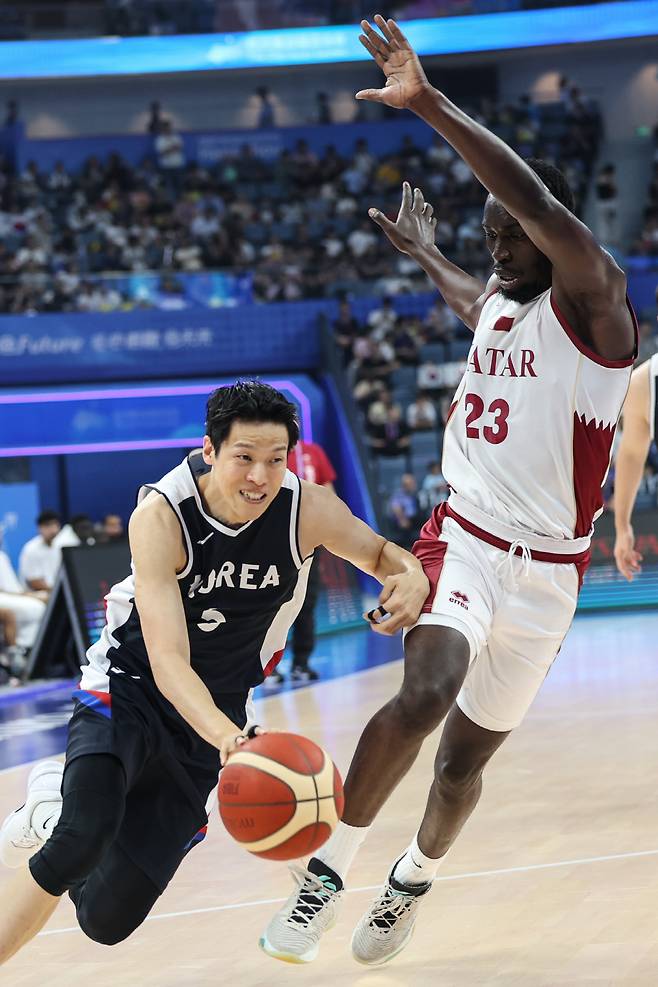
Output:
[66, 672, 248, 891]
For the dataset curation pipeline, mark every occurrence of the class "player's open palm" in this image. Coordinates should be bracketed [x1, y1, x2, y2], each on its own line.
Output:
[369, 181, 437, 255]
[356, 15, 429, 109]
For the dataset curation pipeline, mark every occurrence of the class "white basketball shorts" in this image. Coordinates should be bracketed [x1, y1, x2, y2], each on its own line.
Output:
[407, 502, 590, 732]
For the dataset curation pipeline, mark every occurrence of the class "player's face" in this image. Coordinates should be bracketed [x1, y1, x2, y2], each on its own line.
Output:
[482, 197, 552, 304]
[203, 420, 289, 524]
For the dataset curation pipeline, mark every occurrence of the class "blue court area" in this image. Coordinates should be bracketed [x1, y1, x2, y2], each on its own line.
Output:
[0, 610, 655, 773]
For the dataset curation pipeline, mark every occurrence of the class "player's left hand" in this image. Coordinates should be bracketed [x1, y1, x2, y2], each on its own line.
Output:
[369, 182, 437, 256]
[363, 569, 429, 636]
[355, 15, 430, 110]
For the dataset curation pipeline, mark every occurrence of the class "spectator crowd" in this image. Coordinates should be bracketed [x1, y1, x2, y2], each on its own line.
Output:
[0, 89, 601, 314]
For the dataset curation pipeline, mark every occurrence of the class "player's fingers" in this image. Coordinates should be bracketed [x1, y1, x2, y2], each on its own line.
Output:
[358, 34, 387, 69]
[360, 20, 389, 58]
[368, 207, 397, 235]
[412, 187, 425, 213]
[364, 604, 389, 623]
[401, 180, 412, 212]
[374, 13, 398, 47]
[355, 87, 387, 103]
[423, 201, 434, 219]
[387, 17, 411, 49]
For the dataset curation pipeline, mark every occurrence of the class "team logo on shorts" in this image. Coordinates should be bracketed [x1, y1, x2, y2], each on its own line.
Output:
[449, 590, 469, 609]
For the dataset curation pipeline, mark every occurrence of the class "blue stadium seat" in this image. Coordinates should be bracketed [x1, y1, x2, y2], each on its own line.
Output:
[375, 456, 409, 497]
[419, 343, 447, 364]
[391, 366, 418, 392]
[410, 430, 440, 462]
[447, 339, 472, 361]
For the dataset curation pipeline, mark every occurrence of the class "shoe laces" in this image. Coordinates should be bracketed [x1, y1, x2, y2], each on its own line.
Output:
[286, 866, 338, 927]
[369, 886, 419, 932]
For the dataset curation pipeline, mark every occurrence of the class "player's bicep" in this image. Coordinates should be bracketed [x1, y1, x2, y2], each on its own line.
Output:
[129, 505, 190, 667]
[521, 201, 619, 297]
[315, 496, 386, 576]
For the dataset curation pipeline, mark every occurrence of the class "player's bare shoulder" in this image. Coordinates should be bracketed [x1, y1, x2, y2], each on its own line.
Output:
[129, 490, 187, 574]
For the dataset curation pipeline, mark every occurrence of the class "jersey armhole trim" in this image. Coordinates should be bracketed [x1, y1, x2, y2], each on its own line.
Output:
[290, 472, 304, 568]
[141, 484, 192, 580]
[550, 293, 638, 369]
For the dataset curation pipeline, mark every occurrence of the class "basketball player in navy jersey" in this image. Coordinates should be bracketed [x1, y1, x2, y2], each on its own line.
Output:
[262, 16, 636, 967]
[0, 380, 428, 965]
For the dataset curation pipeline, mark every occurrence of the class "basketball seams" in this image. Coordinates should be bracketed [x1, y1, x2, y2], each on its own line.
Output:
[217, 732, 343, 859]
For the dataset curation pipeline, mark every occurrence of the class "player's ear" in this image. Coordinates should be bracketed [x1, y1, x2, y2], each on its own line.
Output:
[202, 434, 215, 466]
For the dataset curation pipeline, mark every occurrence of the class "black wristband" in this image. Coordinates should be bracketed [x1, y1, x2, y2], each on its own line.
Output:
[246, 724, 260, 740]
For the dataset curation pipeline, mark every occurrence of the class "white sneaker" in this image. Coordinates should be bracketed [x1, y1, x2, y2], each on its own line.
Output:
[351, 862, 432, 966]
[0, 760, 64, 868]
[259, 864, 343, 964]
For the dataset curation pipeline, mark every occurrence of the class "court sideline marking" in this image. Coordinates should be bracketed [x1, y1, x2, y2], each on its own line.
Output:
[38, 846, 658, 937]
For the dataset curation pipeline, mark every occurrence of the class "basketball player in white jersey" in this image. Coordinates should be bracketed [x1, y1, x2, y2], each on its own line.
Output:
[614, 354, 658, 579]
[0, 380, 428, 967]
[261, 16, 637, 966]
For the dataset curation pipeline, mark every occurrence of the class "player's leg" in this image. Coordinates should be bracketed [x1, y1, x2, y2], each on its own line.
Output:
[69, 842, 161, 946]
[259, 624, 471, 964]
[350, 704, 509, 966]
[0, 754, 127, 964]
[340, 624, 471, 826]
[351, 557, 580, 965]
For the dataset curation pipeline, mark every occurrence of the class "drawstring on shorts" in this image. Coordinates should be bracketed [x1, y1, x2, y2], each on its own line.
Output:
[495, 539, 532, 592]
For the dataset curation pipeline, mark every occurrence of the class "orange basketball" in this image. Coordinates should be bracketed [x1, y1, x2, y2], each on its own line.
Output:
[217, 732, 344, 861]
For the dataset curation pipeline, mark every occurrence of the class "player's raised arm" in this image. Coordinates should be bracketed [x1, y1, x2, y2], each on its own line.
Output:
[356, 15, 634, 361]
[369, 181, 488, 331]
[299, 483, 429, 636]
[130, 495, 245, 763]
[614, 362, 652, 580]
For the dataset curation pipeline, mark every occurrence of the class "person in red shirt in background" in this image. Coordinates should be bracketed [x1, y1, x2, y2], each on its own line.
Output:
[268, 439, 337, 686]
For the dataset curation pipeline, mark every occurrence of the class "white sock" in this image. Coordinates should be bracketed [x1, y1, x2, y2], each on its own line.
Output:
[393, 833, 441, 886]
[313, 821, 371, 885]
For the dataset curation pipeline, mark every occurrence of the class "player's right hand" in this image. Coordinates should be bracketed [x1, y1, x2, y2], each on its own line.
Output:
[355, 15, 430, 110]
[369, 182, 436, 256]
[614, 526, 642, 581]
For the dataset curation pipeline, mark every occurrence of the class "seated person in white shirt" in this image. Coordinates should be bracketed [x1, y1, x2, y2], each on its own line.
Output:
[18, 510, 62, 593]
[0, 542, 46, 668]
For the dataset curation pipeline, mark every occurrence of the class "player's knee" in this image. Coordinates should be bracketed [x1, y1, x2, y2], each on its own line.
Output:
[35, 799, 124, 891]
[77, 902, 144, 946]
[396, 651, 467, 734]
[399, 627, 469, 731]
[435, 749, 485, 801]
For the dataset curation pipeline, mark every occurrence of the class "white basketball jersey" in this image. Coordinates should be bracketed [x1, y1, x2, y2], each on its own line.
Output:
[443, 288, 636, 541]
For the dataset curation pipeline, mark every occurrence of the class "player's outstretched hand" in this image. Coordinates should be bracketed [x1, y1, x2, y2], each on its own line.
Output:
[369, 181, 436, 255]
[364, 569, 429, 636]
[614, 526, 643, 581]
[355, 14, 429, 109]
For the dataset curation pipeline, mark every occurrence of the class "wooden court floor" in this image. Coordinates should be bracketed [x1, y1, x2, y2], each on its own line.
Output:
[1, 611, 658, 986]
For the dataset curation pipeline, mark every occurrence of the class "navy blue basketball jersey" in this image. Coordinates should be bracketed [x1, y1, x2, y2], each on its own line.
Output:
[80, 452, 313, 704]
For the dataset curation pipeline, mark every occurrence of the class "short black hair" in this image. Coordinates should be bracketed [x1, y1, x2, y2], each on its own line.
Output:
[524, 158, 575, 214]
[37, 509, 60, 526]
[205, 380, 300, 452]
